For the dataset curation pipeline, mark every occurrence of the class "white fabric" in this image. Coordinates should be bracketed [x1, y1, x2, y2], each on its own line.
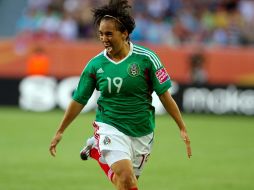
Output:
[103, 150, 130, 166]
[94, 122, 154, 176]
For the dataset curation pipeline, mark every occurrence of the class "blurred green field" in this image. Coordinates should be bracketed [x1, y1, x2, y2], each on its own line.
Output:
[0, 107, 253, 190]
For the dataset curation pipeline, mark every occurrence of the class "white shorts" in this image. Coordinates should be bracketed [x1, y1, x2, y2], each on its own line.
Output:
[93, 121, 154, 176]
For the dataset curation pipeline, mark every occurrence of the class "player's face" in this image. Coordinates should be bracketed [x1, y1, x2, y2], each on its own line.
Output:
[98, 19, 128, 56]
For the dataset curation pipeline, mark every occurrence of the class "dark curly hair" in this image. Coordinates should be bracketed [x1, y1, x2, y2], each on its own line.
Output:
[92, 0, 135, 40]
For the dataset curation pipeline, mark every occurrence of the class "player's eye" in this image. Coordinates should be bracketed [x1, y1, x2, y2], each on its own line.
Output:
[105, 32, 113, 37]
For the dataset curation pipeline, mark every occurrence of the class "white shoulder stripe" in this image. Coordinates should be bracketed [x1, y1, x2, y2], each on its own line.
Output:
[133, 46, 162, 69]
[133, 50, 160, 70]
[134, 46, 161, 67]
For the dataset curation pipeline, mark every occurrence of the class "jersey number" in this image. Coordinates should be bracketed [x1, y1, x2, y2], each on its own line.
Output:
[107, 77, 123, 93]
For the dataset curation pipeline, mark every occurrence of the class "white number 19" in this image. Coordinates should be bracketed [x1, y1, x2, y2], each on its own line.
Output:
[107, 77, 123, 93]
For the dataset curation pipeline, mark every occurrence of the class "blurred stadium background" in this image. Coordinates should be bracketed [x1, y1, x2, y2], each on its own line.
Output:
[0, 0, 254, 190]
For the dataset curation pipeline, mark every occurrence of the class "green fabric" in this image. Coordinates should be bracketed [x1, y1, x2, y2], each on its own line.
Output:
[73, 43, 171, 137]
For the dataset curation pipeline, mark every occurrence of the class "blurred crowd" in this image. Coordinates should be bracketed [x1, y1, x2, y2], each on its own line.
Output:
[16, 0, 254, 46]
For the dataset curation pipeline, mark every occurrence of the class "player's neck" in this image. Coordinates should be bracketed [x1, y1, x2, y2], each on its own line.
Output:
[108, 42, 130, 63]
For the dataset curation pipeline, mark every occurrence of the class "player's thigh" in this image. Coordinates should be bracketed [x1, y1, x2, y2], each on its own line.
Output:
[110, 158, 138, 188]
[110, 158, 135, 178]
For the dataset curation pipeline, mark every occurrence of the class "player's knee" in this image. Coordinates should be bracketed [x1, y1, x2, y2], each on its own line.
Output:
[116, 169, 137, 188]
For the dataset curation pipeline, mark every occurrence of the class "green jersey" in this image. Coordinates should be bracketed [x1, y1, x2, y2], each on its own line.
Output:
[73, 42, 171, 137]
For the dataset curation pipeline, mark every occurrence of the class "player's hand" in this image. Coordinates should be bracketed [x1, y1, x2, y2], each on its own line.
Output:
[180, 129, 192, 158]
[49, 132, 62, 157]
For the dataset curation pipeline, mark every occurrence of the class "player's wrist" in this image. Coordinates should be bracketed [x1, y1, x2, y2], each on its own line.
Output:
[56, 130, 64, 136]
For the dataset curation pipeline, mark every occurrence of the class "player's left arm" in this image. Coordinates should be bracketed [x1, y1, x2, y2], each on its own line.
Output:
[159, 90, 192, 158]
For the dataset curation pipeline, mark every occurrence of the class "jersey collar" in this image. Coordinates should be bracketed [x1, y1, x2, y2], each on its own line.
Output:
[104, 42, 133, 64]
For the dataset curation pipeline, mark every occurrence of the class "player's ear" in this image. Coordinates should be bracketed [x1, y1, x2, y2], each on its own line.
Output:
[122, 31, 128, 41]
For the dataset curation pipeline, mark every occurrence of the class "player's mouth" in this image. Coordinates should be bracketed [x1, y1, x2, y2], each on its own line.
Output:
[105, 45, 113, 53]
[103, 42, 112, 51]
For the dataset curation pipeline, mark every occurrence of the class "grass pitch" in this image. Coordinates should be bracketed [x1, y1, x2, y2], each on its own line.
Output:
[0, 107, 253, 190]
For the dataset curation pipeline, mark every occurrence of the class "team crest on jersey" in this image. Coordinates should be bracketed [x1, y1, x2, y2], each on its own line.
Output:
[128, 63, 140, 77]
[103, 136, 111, 145]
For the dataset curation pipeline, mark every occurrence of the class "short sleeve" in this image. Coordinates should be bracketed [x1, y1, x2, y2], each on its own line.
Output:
[149, 52, 171, 95]
[72, 61, 96, 105]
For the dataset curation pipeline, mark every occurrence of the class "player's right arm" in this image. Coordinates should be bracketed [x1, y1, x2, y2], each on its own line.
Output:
[49, 100, 85, 157]
[49, 59, 97, 157]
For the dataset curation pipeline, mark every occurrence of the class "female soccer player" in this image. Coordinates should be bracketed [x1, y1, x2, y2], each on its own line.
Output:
[49, 1, 191, 190]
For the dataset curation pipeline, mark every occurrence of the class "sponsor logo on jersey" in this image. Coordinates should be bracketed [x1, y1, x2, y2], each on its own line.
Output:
[103, 136, 111, 145]
[156, 68, 169, 84]
[97, 68, 104, 74]
[128, 63, 140, 77]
